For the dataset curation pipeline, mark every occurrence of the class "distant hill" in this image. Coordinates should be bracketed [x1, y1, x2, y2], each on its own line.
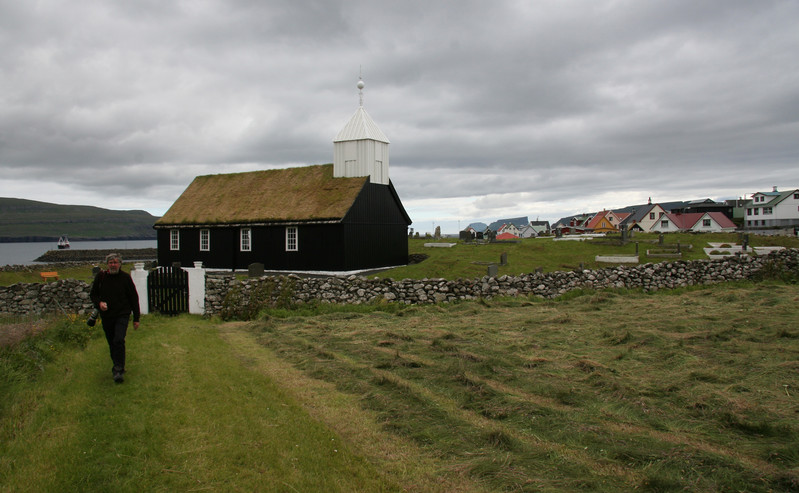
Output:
[0, 198, 159, 242]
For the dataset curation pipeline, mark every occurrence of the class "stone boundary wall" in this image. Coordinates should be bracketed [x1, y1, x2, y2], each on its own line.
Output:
[204, 249, 798, 316]
[2, 249, 797, 318]
[0, 279, 94, 316]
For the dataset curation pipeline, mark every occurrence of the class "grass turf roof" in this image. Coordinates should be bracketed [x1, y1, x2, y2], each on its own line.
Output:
[155, 164, 368, 226]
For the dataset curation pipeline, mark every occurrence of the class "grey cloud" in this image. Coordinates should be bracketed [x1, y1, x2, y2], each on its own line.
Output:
[1, 0, 797, 225]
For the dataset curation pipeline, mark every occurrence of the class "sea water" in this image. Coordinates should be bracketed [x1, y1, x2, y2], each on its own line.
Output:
[0, 240, 157, 266]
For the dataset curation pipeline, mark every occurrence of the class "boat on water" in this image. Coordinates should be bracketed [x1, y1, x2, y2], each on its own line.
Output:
[57, 236, 70, 249]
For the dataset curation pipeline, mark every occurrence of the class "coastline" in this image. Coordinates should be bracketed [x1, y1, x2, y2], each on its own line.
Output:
[35, 248, 157, 263]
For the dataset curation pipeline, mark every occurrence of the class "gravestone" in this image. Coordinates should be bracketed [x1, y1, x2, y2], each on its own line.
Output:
[500, 252, 508, 266]
[248, 263, 265, 278]
[487, 264, 498, 277]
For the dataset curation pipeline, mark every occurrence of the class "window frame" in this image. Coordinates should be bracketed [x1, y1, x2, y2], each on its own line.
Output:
[240, 228, 252, 252]
[170, 229, 180, 251]
[285, 226, 298, 252]
[200, 229, 210, 251]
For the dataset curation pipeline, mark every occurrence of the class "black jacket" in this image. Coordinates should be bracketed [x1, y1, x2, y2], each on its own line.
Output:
[90, 270, 141, 322]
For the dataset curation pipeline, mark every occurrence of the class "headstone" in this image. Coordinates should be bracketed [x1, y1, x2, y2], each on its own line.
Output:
[487, 264, 498, 277]
[248, 262, 265, 278]
[658, 234, 664, 245]
[500, 252, 508, 266]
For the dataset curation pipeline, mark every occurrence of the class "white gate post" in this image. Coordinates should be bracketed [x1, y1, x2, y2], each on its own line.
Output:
[131, 262, 149, 315]
[186, 261, 206, 315]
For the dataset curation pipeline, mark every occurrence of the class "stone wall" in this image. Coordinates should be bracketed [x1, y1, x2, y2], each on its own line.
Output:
[203, 249, 798, 316]
[0, 279, 94, 316]
[3, 249, 796, 318]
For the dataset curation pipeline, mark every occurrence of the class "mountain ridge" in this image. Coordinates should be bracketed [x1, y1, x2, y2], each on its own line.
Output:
[0, 197, 159, 242]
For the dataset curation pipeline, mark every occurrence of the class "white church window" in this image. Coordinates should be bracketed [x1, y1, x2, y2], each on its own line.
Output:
[286, 227, 298, 251]
[240, 228, 251, 251]
[200, 229, 210, 251]
[170, 230, 179, 251]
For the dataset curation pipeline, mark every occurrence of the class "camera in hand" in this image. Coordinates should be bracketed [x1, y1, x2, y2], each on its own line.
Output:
[87, 308, 100, 327]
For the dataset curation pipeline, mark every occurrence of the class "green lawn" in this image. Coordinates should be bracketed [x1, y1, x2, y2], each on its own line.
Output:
[376, 233, 799, 280]
[0, 316, 403, 492]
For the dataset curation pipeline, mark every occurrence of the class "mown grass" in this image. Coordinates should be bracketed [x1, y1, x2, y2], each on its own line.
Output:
[2, 282, 798, 491]
[247, 281, 799, 491]
[0, 315, 403, 492]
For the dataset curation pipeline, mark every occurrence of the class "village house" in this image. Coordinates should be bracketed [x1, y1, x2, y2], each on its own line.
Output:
[649, 212, 736, 233]
[154, 79, 411, 271]
[744, 187, 799, 230]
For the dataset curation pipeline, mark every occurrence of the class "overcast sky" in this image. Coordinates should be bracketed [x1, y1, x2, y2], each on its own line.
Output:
[2, 0, 797, 234]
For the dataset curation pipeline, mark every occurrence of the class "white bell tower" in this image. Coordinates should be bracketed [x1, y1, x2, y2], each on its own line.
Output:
[333, 77, 390, 185]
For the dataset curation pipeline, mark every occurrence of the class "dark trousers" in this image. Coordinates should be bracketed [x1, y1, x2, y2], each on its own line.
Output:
[101, 316, 129, 372]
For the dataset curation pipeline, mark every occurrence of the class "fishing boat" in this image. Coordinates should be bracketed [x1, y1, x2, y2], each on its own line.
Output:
[57, 236, 70, 249]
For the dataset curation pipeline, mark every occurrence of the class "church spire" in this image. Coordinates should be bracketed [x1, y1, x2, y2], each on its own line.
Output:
[333, 75, 391, 185]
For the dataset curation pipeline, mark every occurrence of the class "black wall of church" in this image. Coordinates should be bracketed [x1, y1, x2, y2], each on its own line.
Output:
[156, 181, 410, 271]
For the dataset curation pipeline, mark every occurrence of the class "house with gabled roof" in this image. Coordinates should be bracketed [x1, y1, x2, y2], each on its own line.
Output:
[487, 217, 528, 233]
[585, 210, 623, 233]
[154, 79, 411, 272]
[553, 213, 592, 235]
[621, 203, 669, 232]
[744, 187, 799, 230]
[497, 222, 522, 237]
[650, 212, 736, 233]
[519, 220, 550, 238]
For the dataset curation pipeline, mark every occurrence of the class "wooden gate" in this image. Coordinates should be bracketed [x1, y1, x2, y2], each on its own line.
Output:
[147, 266, 189, 315]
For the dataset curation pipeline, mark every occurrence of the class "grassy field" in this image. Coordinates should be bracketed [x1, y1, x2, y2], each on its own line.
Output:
[2, 281, 798, 491]
[377, 232, 799, 280]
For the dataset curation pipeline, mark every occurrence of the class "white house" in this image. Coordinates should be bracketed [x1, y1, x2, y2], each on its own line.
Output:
[650, 212, 736, 233]
[744, 187, 799, 229]
[635, 204, 668, 232]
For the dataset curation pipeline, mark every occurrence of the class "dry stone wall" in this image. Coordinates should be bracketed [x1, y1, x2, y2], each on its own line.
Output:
[2, 249, 796, 318]
[0, 279, 94, 316]
[204, 249, 798, 316]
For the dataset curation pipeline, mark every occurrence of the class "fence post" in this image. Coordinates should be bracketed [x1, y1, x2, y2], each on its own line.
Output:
[131, 262, 149, 315]
[186, 261, 206, 315]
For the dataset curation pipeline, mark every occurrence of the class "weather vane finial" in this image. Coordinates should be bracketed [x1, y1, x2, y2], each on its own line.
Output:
[358, 66, 365, 107]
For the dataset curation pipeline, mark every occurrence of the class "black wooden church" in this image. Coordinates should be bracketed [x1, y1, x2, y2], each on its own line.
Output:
[154, 81, 412, 271]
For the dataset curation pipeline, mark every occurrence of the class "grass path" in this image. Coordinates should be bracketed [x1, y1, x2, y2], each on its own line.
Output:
[0, 315, 410, 492]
